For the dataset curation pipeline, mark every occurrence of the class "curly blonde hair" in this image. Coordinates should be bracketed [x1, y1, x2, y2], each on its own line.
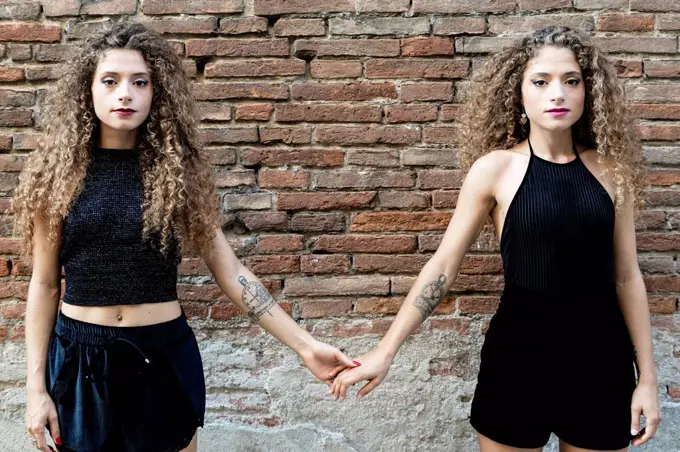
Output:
[458, 26, 645, 212]
[12, 22, 220, 257]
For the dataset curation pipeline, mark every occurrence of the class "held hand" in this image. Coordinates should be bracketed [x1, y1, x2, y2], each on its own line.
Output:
[25, 388, 60, 451]
[298, 339, 360, 385]
[630, 381, 661, 447]
[329, 349, 392, 401]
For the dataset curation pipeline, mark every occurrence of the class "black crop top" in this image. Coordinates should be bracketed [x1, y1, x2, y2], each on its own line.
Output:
[59, 148, 181, 306]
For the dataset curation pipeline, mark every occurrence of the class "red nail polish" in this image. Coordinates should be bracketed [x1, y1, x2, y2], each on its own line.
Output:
[353, 360, 362, 366]
[56, 437, 62, 446]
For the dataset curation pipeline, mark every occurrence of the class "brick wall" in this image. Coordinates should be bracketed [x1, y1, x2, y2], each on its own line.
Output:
[0, 1, 678, 450]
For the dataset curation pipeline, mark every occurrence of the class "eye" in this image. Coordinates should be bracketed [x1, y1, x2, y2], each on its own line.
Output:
[565, 78, 581, 86]
[134, 79, 149, 87]
[532, 79, 547, 87]
[102, 78, 116, 86]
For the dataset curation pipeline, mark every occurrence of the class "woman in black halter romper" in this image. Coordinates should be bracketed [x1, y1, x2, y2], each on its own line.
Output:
[328, 27, 661, 452]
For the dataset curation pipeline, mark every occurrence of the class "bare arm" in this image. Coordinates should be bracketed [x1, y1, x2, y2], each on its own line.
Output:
[201, 228, 356, 382]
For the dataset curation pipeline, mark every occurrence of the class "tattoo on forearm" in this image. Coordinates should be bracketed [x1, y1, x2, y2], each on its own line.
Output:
[412, 274, 447, 321]
[238, 276, 276, 321]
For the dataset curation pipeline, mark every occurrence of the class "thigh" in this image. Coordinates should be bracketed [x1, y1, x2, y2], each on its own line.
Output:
[559, 439, 626, 452]
[479, 433, 543, 452]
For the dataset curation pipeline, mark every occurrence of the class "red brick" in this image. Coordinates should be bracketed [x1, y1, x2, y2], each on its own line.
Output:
[285, 276, 390, 296]
[245, 255, 300, 274]
[300, 255, 351, 274]
[0, 155, 25, 172]
[428, 318, 471, 335]
[0, 281, 28, 299]
[433, 17, 486, 35]
[200, 127, 258, 144]
[598, 13, 654, 31]
[648, 295, 677, 314]
[316, 125, 420, 145]
[0, 23, 60, 42]
[378, 191, 430, 209]
[259, 126, 312, 144]
[0, 259, 9, 276]
[313, 234, 416, 253]
[144, 17, 217, 35]
[637, 211, 666, 230]
[210, 302, 243, 320]
[310, 60, 363, 79]
[178, 284, 227, 302]
[0, 136, 10, 150]
[143, 0, 243, 14]
[668, 386, 680, 399]
[193, 83, 288, 101]
[278, 192, 376, 211]
[353, 254, 429, 273]
[214, 169, 256, 188]
[612, 59, 643, 78]
[239, 212, 289, 231]
[291, 82, 396, 101]
[273, 19, 325, 36]
[314, 171, 414, 189]
[179, 258, 211, 276]
[242, 148, 343, 167]
[0, 302, 26, 319]
[458, 296, 500, 314]
[637, 233, 680, 251]
[413, 0, 514, 13]
[205, 60, 305, 78]
[197, 102, 232, 122]
[259, 170, 310, 189]
[255, 0, 353, 14]
[385, 105, 437, 123]
[180, 301, 209, 319]
[330, 17, 429, 36]
[276, 104, 381, 123]
[647, 170, 680, 186]
[452, 275, 504, 292]
[359, 0, 408, 11]
[366, 59, 468, 79]
[298, 299, 353, 318]
[351, 212, 451, 232]
[418, 170, 464, 189]
[644, 276, 680, 292]
[0, 66, 24, 82]
[204, 147, 236, 165]
[401, 37, 454, 57]
[595, 37, 677, 54]
[519, 0, 571, 9]
[0, 237, 20, 254]
[256, 235, 304, 252]
[187, 39, 288, 57]
[294, 39, 400, 57]
[235, 103, 274, 121]
[347, 150, 400, 167]
[44, 0, 136, 15]
[644, 61, 680, 78]
[219, 17, 268, 35]
[354, 297, 404, 315]
[290, 213, 346, 232]
[432, 190, 459, 208]
[0, 110, 32, 127]
[401, 82, 453, 102]
[440, 104, 463, 122]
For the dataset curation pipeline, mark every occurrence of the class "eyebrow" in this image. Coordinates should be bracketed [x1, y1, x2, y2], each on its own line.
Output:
[99, 71, 150, 77]
[530, 71, 582, 77]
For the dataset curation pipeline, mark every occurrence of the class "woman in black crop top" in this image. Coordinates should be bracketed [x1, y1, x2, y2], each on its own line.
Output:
[327, 28, 662, 452]
[15, 23, 359, 452]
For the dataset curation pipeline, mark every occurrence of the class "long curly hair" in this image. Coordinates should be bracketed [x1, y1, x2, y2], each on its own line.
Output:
[13, 22, 220, 257]
[458, 26, 645, 212]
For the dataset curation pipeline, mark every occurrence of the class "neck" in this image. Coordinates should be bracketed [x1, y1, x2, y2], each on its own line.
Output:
[528, 128, 575, 160]
[98, 123, 137, 149]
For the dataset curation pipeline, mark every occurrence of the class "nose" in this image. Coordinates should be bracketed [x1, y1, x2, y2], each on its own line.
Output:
[548, 81, 565, 103]
[117, 81, 132, 103]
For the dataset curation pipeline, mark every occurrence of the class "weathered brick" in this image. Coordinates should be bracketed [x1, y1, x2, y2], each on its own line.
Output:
[628, 84, 680, 103]
[219, 17, 268, 35]
[656, 14, 680, 31]
[197, 102, 232, 122]
[644, 276, 680, 292]
[259, 126, 312, 144]
[647, 170, 680, 186]
[239, 212, 289, 231]
[179, 258, 210, 276]
[316, 125, 420, 145]
[0, 66, 24, 82]
[401, 37, 454, 57]
[423, 126, 458, 145]
[273, 19, 325, 37]
[223, 193, 271, 210]
[7, 44, 31, 61]
[440, 104, 463, 122]
[458, 296, 500, 314]
[432, 190, 459, 208]
[489, 14, 594, 34]
[143, 0, 243, 14]
[519, 0, 572, 9]
[34, 44, 79, 62]
[297, 299, 353, 318]
[144, 17, 217, 35]
[0, 24, 60, 43]
[235, 103, 274, 121]
[347, 149, 400, 167]
[276, 104, 382, 123]
[413, 0, 515, 13]
[310, 60, 363, 78]
[648, 296, 677, 314]
[359, 0, 409, 12]
[611, 59, 642, 78]
[402, 149, 458, 167]
[0, 237, 20, 254]
[43, 0, 137, 16]
[455, 37, 518, 53]
[354, 297, 404, 315]
[291, 213, 346, 232]
[647, 190, 680, 207]
[259, 169, 310, 189]
[294, 39, 400, 57]
[312, 318, 395, 337]
[0, 281, 28, 299]
[595, 37, 678, 54]
[418, 170, 464, 189]
[25, 65, 61, 81]
[193, 83, 288, 101]
[644, 61, 680, 78]
[205, 147, 237, 165]
[354, 254, 430, 273]
[385, 105, 438, 123]
[0, 302, 26, 319]
[300, 255, 351, 274]
[205, 60, 305, 78]
[200, 127, 258, 144]
[277, 192, 376, 211]
[256, 235, 304, 252]
[314, 234, 415, 253]
[286, 276, 389, 297]
[632, 104, 680, 120]
[365, 59, 468, 79]
[0, 2, 41, 20]
[291, 82, 396, 101]
[637, 233, 680, 251]
[0, 155, 25, 172]
[314, 171, 414, 189]
[598, 13, 654, 31]
[242, 148, 344, 167]
[644, 146, 680, 165]
[245, 255, 300, 274]
[351, 212, 451, 232]
[254, 0, 354, 15]
[0, 90, 35, 107]
[639, 256, 675, 274]
[402, 83, 453, 102]
[0, 136, 10, 150]
[378, 191, 430, 209]
[637, 124, 680, 141]
[433, 17, 486, 35]
[630, 0, 680, 11]
[330, 18, 430, 36]
[0, 110, 32, 127]
[214, 169, 256, 188]
[187, 39, 288, 57]
[574, 0, 627, 9]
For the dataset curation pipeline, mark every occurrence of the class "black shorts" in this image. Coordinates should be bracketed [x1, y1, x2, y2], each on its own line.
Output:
[470, 286, 637, 451]
[46, 311, 205, 452]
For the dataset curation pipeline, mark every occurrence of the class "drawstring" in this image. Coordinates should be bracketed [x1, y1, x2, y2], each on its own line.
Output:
[85, 337, 152, 382]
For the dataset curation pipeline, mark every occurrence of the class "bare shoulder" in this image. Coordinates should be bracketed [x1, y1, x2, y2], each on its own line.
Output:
[467, 149, 521, 180]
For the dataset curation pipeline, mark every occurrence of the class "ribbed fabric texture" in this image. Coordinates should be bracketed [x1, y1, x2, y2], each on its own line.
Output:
[60, 148, 180, 306]
[500, 140, 616, 299]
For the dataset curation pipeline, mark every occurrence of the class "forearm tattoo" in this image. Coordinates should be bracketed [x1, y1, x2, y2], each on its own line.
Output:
[412, 274, 447, 321]
[238, 276, 276, 321]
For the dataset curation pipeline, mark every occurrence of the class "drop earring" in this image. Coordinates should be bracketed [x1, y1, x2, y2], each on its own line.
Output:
[520, 112, 528, 126]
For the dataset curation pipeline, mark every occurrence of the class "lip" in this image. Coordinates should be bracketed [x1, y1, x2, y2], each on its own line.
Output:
[113, 108, 136, 117]
[546, 108, 569, 117]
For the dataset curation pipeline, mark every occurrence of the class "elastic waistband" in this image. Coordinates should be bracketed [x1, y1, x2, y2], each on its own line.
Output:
[54, 311, 190, 348]
[500, 283, 618, 310]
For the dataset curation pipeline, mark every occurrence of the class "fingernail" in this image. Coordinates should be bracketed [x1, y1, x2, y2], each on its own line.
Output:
[56, 437, 62, 446]
[631, 429, 638, 436]
[353, 360, 362, 366]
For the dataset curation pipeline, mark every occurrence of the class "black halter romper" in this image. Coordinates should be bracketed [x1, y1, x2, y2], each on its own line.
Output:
[470, 140, 636, 450]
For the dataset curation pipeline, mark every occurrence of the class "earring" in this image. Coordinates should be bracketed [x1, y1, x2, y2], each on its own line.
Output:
[520, 112, 528, 125]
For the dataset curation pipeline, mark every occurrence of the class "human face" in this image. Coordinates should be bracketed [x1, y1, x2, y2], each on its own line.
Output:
[91, 48, 152, 141]
[521, 45, 585, 133]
